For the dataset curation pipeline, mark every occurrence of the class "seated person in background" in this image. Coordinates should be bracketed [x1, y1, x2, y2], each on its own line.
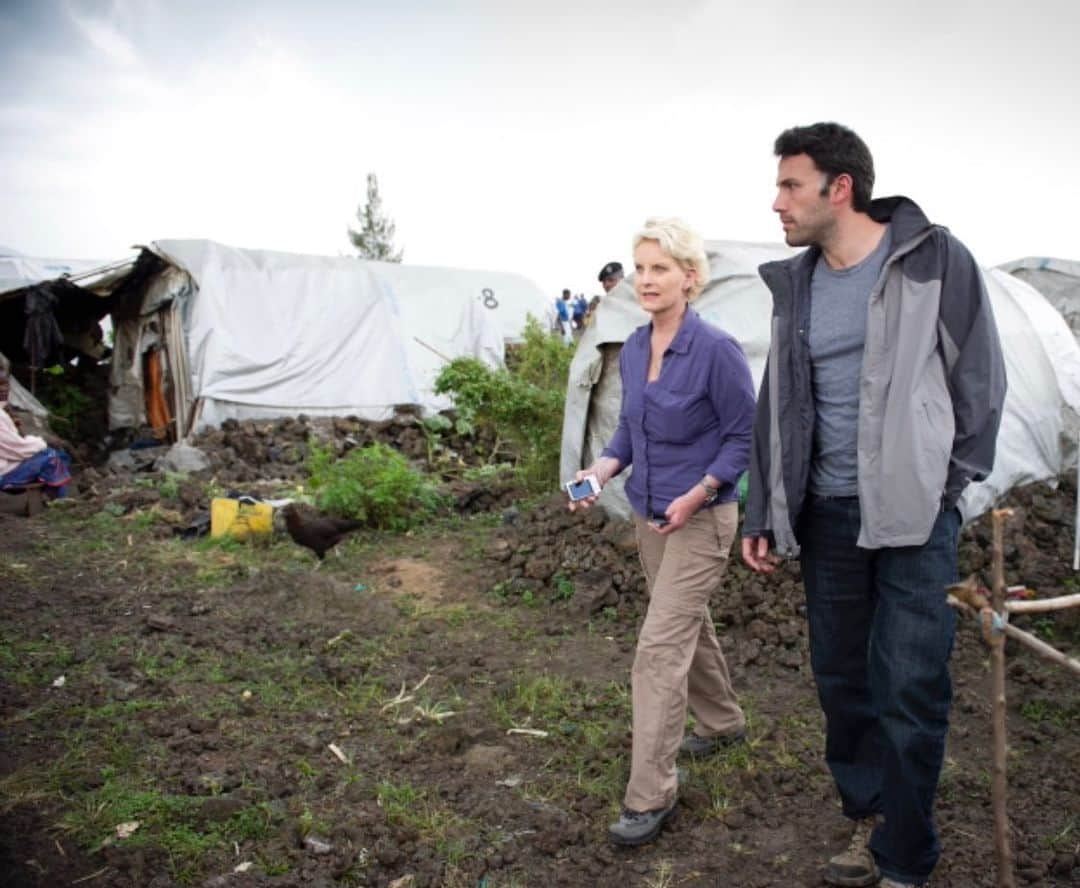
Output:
[0, 364, 72, 498]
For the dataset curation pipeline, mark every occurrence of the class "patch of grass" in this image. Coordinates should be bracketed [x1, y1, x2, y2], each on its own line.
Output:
[54, 768, 279, 881]
[0, 634, 76, 687]
[551, 571, 574, 602]
[374, 779, 471, 864]
[375, 779, 424, 821]
[1019, 696, 1079, 728]
[493, 673, 577, 728]
[159, 471, 186, 500]
[1042, 814, 1079, 853]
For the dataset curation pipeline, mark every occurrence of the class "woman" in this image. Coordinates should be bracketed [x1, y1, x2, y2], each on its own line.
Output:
[571, 217, 755, 845]
[0, 363, 71, 498]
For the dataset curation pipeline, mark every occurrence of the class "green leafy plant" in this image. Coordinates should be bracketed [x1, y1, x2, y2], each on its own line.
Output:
[304, 442, 445, 531]
[434, 315, 573, 492]
[36, 365, 92, 440]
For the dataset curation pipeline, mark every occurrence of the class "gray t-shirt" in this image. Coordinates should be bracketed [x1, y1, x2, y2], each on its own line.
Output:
[808, 226, 892, 496]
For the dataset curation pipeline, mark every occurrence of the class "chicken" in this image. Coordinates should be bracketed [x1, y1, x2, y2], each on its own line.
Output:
[281, 504, 362, 566]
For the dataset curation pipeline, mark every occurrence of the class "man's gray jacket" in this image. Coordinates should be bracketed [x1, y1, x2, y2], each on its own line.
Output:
[743, 196, 1006, 553]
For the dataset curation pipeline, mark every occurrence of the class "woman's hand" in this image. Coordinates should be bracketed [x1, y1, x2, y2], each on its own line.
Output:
[650, 482, 710, 535]
[567, 456, 621, 512]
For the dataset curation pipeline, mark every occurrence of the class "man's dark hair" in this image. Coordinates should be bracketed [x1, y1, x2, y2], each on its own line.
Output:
[774, 122, 875, 213]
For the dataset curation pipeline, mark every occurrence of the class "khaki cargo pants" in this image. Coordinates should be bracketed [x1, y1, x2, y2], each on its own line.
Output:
[624, 501, 745, 811]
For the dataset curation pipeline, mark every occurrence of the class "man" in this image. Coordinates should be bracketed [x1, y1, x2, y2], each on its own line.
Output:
[572, 292, 588, 329]
[555, 289, 574, 343]
[742, 122, 1005, 888]
[598, 260, 624, 293]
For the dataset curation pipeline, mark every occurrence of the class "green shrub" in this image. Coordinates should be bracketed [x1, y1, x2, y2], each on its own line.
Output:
[305, 442, 445, 531]
[37, 365, 92, 439]
[435, 315, 573, 492]
[506, 315, 576, 391]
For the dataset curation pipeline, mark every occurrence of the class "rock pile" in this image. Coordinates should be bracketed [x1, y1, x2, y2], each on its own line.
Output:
[483, 472, 1080, 671]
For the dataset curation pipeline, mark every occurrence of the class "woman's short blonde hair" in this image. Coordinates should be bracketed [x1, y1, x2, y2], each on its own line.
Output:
[632, 217, 710, 300]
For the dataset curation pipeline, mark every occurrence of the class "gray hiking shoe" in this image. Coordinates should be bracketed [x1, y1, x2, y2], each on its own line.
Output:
[825, 816, 880, 887]
[677, 728, 747, 758]
[608, 804, 676, 846]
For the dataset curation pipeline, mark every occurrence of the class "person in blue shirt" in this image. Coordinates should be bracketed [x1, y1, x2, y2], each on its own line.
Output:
[572, 293, 588, 329]
[554, 289, 573, 343]
[571, 217, 756, 846]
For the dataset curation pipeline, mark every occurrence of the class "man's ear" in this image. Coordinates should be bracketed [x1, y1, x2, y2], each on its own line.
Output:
[830, 172, 854, 205]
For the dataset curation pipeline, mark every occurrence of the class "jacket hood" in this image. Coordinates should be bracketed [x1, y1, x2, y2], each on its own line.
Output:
[759, 195, 935, 282]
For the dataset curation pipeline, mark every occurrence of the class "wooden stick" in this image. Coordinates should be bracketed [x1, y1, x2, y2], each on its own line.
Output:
[1000, 620, 1080, 676]
[989, 508, 1016, 888]
[948, 597, 1080, 677]
[413, 336, 454, 364]
[1005, 593, 1080, 614]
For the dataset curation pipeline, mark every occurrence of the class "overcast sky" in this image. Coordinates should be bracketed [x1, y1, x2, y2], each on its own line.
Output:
[1, 0, 1077, 298]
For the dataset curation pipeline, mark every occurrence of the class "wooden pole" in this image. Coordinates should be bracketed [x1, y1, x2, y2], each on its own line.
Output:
[1005, 593, 1080, 613]
[989, 508, 1016, 888]
[948, 597, 1080, 679]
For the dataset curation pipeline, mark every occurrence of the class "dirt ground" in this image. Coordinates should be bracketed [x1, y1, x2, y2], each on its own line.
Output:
[1, 434, 1078, 887]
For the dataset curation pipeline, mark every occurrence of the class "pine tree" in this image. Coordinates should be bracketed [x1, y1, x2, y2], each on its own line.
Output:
[348, 173, 403, 262]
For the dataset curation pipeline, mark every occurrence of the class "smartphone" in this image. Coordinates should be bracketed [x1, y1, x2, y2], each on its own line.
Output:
[565, 474, 601, 501]
[648, 514, 670, 528]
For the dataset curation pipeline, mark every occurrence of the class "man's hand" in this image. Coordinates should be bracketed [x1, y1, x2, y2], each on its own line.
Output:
[741, 535, 780, 573]
[567, 456, 621, 512]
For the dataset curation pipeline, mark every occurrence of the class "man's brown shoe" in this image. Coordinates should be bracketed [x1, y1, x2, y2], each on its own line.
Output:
[825, 816, 880, 887]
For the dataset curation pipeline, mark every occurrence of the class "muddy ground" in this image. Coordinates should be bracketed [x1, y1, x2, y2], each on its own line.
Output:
[1, 417, 1078, 887]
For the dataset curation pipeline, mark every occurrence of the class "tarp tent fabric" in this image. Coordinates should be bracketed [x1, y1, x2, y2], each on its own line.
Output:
[970, 268, 1080, 517]
[0, 251, 107, 297]
[0, 349, 48, 418]
[562, 241, 1080, 525]
[1000, 257, 1080, 341]
[370, 260, 555, 344]
[111, 240, 522, 434]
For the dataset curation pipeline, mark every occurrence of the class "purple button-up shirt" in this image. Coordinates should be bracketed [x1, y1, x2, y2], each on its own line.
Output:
[601, 308, 755, 518]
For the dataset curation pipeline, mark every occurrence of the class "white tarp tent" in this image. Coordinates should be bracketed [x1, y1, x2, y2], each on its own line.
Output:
[370, 260, 555, 344]
[1000, 257, 1080, 341]
[0, 248, 107, 296]
[562, 241, 1080, 524]
[109, 239, 542, 435]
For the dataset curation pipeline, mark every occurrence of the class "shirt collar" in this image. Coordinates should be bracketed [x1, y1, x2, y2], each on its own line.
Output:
[661, 306, 699, 355]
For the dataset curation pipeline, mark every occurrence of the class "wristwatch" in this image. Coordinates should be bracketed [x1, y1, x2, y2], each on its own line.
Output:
[699, 479, 720, 505]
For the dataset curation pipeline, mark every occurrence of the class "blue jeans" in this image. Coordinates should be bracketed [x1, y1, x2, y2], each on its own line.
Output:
[798, 495, 960, 884]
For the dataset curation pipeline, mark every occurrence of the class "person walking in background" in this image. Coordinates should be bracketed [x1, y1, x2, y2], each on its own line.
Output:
[570, 217, 756, 846]
[572, 293, 588, 330]
[741, 122, 1006, 888]
[555, 288, 574, 343]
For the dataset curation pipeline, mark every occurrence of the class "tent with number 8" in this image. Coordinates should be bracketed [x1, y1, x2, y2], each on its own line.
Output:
[96, 239, 550, 437]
